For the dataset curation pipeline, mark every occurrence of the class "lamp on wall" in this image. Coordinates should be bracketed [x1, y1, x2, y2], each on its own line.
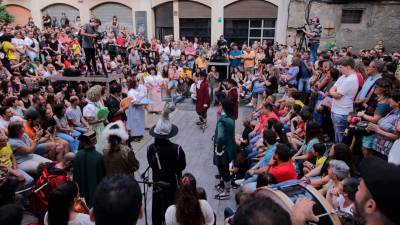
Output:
[324, 20, 335, 36]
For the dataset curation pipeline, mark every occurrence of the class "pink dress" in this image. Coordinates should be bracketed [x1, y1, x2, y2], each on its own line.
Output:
[145, 74, 164, 112]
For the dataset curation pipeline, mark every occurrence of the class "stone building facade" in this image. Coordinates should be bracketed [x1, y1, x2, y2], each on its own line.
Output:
[3, 0, 400, 51]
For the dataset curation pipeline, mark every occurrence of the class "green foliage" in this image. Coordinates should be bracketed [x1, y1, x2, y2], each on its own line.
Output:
[0, 4, 14, 23]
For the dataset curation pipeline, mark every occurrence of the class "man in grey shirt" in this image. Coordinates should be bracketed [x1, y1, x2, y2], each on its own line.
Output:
[80, 18, 100, 75]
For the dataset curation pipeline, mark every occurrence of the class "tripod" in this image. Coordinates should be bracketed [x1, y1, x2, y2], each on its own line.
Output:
[297, 32, 308, 52]
[93, 41, 108, 78]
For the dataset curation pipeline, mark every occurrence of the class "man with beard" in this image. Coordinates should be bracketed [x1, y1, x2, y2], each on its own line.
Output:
[292, 156, 400, 225]
[355, 157, 400, 225]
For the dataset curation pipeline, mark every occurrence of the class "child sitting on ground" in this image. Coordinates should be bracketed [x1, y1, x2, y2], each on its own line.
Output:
[302, 143, 327, 175]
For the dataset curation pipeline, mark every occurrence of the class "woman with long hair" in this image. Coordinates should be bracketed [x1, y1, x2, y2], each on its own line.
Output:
[83, 85, 107, 153]
[102, 120, 139, 176]
[45, 181, 93, 225]
[165, 173, 214, 225]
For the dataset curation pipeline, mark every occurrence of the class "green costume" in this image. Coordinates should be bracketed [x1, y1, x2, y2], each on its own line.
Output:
[213, 113, 236, 167]
[73, 147, 105, 207]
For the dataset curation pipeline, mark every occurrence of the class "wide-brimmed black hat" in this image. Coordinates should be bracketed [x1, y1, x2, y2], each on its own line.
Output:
[149, 124, 178, 139]
[79, 130, 96, 143]
[149, 102, 178, 139]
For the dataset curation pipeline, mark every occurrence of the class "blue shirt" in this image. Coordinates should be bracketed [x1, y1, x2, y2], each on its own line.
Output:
[9, 133, 33, 163]
[299, 60, 311, 79]
[287, 66, 299, 85]
[259, 144, 277, 168]
[229, 50, 241, 67]
[356, 73, 382, 101]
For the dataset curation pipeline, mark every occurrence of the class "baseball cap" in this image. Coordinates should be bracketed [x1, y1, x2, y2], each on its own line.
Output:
[359, 156, 400, 224]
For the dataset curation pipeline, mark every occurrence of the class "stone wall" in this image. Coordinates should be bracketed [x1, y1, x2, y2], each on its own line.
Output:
[287, 0, 400, 52]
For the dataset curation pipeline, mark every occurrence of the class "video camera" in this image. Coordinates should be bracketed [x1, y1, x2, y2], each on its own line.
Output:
[296, 24, 307, 35]
[94, 31, 105, 43]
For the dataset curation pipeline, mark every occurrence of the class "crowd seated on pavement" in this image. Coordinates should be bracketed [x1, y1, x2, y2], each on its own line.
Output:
[0, 14, 399, 225]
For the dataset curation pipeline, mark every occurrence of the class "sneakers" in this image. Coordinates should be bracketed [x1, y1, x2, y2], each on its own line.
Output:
[196, 121, 204, 125]
[246, 103, 253, 107]
[215, 191, 230, 200]
[214, 181, 224, 192]
[234, 179, 245, 186]
[215, 181, 231, 200]
[231, 181, 240, 189]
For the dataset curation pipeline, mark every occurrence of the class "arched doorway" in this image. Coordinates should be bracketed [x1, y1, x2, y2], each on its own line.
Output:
[91, 3, 133, 32]
[224, 0, 278, 45]
[5, 5, 31, 26]
[42, 3, 79, 27]
[179, 1, 211, 43]
[154, 2, 174, 40]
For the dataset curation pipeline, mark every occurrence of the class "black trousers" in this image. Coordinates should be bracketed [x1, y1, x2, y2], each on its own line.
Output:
[84, 48, 97, 73]
[217, 164, 231, 182]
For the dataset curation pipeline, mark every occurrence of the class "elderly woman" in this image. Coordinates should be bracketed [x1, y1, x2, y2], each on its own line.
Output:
[368, 89, 400, 159]
[323, 160, 350, 206]
[83, 85, 107, 153]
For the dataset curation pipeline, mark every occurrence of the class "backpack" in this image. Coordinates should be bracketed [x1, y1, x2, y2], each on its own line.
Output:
[29, 162, 69, 224]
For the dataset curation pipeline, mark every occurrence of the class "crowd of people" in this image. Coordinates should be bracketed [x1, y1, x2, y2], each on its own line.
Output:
[0, 13, 399, 225]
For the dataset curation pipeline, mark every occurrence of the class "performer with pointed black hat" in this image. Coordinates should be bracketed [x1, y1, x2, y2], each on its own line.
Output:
[147, 102, 186, 225]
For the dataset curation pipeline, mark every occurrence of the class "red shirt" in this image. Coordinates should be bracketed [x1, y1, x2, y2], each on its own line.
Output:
[269, 160, 297, 183]
[257, 112, 279, 133]
[356, 72, 364, 90]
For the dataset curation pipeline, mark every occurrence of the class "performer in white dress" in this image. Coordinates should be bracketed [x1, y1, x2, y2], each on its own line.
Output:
[126, 76, 147, 142]
[83, 85, 107, 153]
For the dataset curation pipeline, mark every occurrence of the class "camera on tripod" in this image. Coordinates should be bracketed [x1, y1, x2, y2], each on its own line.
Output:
[94, 31, 105, 43]
[296, 24, 307, 35]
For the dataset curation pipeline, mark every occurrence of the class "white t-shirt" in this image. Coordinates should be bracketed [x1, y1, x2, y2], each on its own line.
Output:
[171, 49, 181, 58]
[165, 200, 215, 225]
[83, 101, 101, 119]
[12, 38, 25, 50]
[337, 194, 354, 215]
[127, 85, 147, 101]
[331, 73, 358, 115]
[24, 37, 39, 59]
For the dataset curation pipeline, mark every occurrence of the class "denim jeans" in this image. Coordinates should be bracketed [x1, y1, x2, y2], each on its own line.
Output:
[56, 131, 81, 153]
[251, 87, 266, 98]
[331, 112, 348, 143]
[309, 42, 319, 64]
[17, 169, 34, 187]
[171, 93, 184, 105]
[74, 127, 87, 133]
[298, 77, 311, 93]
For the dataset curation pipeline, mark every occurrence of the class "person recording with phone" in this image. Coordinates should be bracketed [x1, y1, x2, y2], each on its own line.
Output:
[80, 18, 100, 75]
[302, 17, 322, 64]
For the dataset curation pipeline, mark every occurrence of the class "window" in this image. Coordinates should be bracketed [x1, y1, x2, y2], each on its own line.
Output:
[224, 19, 276, 46]
[224, 20, 249, 45]
[180, 18, 211, 43]
[249, 19, 276, 44]
[341, 9, 363, 24]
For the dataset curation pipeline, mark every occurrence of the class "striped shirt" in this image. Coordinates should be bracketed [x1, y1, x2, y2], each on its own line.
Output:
[309, 24, 322, 44]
